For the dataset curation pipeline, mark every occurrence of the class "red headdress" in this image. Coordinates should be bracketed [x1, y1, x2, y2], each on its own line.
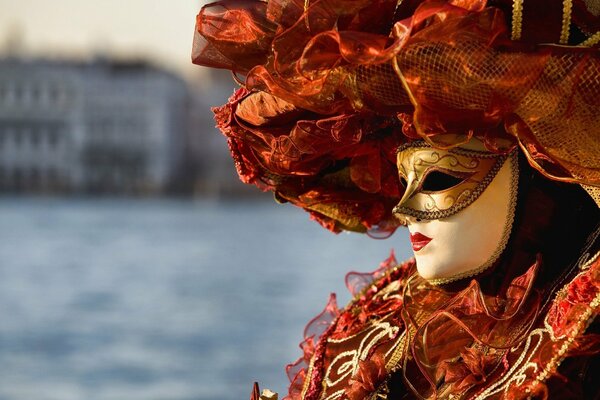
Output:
[192, 0, 600, 235]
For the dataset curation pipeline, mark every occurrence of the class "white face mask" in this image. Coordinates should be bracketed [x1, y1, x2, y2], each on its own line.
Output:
[393, 141, 519, 285]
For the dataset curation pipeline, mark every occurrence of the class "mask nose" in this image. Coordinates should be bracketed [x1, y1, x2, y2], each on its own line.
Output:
[393, 170, 419, 212]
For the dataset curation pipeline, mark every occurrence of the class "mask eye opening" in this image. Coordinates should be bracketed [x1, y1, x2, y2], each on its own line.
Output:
[399, 176, 408, 189]
[420, 169, 472, 193]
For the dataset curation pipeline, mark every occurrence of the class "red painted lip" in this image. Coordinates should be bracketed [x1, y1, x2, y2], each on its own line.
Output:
[410, 232, 432, 252]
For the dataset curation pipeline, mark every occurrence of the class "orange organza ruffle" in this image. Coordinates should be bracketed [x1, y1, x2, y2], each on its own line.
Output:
[283, 254, 545, 400]
[287, 254, 600, 400]
[194, 0, 600, 233]
[214, 88, 404, 234]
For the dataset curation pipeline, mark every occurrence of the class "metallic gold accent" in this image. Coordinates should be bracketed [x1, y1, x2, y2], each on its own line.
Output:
[544, 250, 600, 341]
[323, 322, 399, 388]
[391, 55, 418, 108]
[474, 328, 548, 399]
[321, 390, 344, 400]
[393, 142, 509, 222]
[511, 0, 524, 41]
[368, 382, 389, 400]
[582, 184, 600, 207]
[544, 287, 569, 342]
[581, 250, 600, 270]
[583, 0, 600, 15]
[580, 31, 600, 47]
[301, 262, 411, 400]
[303, 0, 311, 30]
[560, 0, 573, 44]
[427, 151, 519, 285]
[384, 331, 407, 370]
[300, 355, 316, 399]
[477, 256, 599, 398]
[535, 291, 600, 386]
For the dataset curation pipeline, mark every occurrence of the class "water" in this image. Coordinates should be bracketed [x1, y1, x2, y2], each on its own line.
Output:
[0, 198, 412, 400]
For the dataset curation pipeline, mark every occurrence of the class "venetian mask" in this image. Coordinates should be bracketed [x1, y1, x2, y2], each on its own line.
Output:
[393, 141, 519, 284]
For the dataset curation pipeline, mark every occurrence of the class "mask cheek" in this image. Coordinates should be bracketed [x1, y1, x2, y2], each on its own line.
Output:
[412, 219, 457, 280]
[410, 152, 518, 284]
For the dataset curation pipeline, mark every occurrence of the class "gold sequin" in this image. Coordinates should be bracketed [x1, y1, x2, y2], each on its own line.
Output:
[580, 31, 600, 47]
[560, 0, 573, 44]
[511, 0, 524, 40]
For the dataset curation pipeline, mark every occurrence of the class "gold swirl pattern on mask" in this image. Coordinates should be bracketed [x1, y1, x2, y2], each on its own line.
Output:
[393, 143, 510, 221]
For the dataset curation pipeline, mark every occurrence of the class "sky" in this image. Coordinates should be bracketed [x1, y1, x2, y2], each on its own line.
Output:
[0, 0, 206, 79]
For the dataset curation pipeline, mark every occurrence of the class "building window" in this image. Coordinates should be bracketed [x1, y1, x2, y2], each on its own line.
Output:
[48, 129, 59, 148]
[14, 127, 22, 147]
[31, 128, 41, 148]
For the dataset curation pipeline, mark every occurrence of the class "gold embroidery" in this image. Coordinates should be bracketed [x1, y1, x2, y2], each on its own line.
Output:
[384, 331, 407, 371]
[511, 0, 524, 41]
[323, 322, 399, 389]
[544, 249, 600, 341]
[300, 263, 412, 399]
[534, 291, 600, 386]
[324, 350, 358, 388]
[301, 355, 316, 399]
[581, 250, 600, 270]
[560, 0, 573, 44]
[476, 256, 599, 398]
[321, 390, 344, 400]
[474, 328, 548, 399]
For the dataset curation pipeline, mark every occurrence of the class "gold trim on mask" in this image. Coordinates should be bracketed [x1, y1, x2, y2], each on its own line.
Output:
[392, 143, 509, 223]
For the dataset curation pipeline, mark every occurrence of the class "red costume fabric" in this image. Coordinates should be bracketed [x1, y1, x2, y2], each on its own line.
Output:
[192, 0, 600, 398]
[281, 245, 599, 399]
[194, 0, 600, 234]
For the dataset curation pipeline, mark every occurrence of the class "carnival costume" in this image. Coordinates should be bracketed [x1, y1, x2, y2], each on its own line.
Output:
[192, 0, 600, 398]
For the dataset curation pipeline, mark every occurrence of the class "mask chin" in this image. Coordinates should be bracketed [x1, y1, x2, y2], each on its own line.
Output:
[407, 150, 519, 285]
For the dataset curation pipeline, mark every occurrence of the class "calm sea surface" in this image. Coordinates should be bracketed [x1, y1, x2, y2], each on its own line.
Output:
[0, 198, 412, 400]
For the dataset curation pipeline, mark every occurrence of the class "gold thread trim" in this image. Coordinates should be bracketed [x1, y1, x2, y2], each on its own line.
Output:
[478, 256, 599, 398]
[392, 55, 418, 108]
[322, 322, 399, 391]
[560, 0, 573, 44]
[580, 31, 600, 47]
[511, 0, 524, 40]
[393, 155, 508, 221]
[534, 283, 600, 385]
[581, 250, 600, 270]
[300, 261, 411, 399]
[428, 151, 519, 285]
[303, 0, 311, 30]
[300, 355, 316, 399]
[395, 141, 503, 159]
[384, 331, 407, 370]
[474, 328, 547, 399]
[543, 249, 600, 342]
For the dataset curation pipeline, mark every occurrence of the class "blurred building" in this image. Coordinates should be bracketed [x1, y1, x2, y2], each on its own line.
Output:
[186, 68, 266, 198]
[0, 56, 189, 194]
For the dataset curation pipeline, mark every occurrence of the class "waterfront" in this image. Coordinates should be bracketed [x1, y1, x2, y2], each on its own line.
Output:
[0, 198, 412, 400]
